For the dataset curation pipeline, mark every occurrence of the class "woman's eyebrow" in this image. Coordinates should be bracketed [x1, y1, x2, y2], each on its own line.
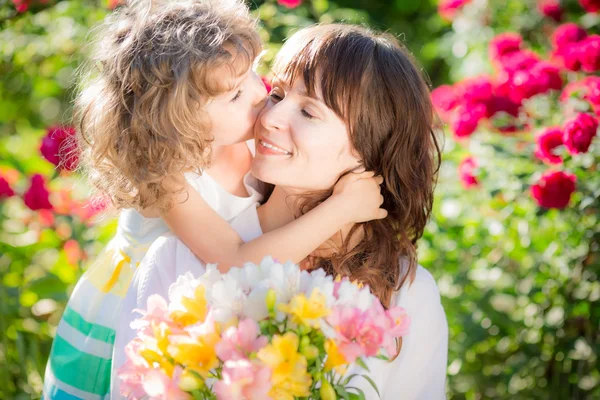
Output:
[297, 87, 322, 101]
[273, 78, 324, 102]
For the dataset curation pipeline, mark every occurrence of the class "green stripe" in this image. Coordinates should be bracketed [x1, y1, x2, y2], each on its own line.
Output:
[62, 306, 115, 344]
[49, 335, 111, 396]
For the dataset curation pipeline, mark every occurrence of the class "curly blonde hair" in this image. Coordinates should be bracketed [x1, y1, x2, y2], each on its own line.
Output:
[75, 0, 261, 212]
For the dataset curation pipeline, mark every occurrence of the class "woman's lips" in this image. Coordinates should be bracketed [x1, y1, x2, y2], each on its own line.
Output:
[257, 137, 292, 156]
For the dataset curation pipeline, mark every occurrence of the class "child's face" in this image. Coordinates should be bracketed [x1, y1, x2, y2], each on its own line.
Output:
[205, 66, 268, 147]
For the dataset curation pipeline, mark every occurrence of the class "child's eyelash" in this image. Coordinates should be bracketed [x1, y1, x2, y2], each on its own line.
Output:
[231, 90, 243, 103]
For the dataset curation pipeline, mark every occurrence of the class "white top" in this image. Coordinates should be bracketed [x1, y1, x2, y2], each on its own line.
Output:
[112, 208, 448, 399]
[112, 140, 263, 264]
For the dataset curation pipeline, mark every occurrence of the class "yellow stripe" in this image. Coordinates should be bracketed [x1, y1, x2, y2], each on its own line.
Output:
[100, 250, 130, 293]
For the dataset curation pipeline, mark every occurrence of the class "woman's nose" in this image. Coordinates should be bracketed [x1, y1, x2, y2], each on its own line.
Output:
[260, 98, 288, 132]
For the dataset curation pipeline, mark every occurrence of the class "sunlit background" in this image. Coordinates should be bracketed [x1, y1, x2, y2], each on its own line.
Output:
[1, 0, 599, 398]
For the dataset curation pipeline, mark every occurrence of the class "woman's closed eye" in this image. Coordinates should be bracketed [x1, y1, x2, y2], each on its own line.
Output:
[301, 109, 315, 119]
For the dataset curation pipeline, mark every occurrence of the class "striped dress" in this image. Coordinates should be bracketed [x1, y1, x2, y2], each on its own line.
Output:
[42, 165, 263, 399]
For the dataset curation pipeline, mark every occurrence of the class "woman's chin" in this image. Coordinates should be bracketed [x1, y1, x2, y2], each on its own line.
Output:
[250, 158, 278, 185]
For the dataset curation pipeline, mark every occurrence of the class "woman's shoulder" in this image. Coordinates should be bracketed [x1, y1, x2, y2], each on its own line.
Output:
[392, 260, 442, 309]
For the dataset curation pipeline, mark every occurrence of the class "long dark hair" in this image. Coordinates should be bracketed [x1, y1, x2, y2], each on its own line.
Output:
[273, 24, 442, 308]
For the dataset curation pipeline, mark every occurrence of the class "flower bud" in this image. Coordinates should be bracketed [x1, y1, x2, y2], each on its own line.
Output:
[300, 335, 311, 349]
[178, 369, 205, 392]
[266, 289, 277, 312]
[301, 344, 319, 360]
[320, 379, 336, 400]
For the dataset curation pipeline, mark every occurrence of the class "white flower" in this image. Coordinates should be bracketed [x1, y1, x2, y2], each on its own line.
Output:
[243, 285, 269, 321]
[264, 260, 304, 304]
[208, 275, 247, 323]
[333, 280, 374, 311]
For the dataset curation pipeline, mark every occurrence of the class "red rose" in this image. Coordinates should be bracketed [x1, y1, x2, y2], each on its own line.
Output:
[11, 0, 30, 13]
[580, 0, 600, 13]
[531, 170, 576, 209]
[489, 33, 523, 64]
[0, 177, 15, 199]
[459, 76, 495, 106]
[23, 174, 53, 211]
[563, 112, 598, 154]
[277, 0, 302, 8]
[535, 127, 564, 164]
[500, 60, 562, 103]
[451, 104, 486, 138]
[552, 23, 587, 50]
[486, 95, 520, 118]
[40, 125, 79, 171]
[579, 35, 600, 72]
[495, 51, 541, 101]
[458, 156, 479, 188]
[538, 0, 563, 21]
[438, 0, 472, 20]
[561, 77, 600, 113]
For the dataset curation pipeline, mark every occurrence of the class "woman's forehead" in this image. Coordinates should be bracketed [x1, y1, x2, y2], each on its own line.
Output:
[272, 73, 325, 102]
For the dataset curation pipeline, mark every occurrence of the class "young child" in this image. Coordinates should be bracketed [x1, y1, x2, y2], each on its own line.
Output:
[42, 1, 385, 399]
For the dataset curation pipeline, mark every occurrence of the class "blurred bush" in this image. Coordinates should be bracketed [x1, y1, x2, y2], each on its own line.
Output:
[0, 0, 598, 399]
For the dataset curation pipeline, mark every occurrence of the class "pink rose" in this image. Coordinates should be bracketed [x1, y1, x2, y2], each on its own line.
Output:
[458, 156, 479, 189]
[551, 23, 587, 50]
[531, 170, 576, 209]
[538, 0, 563, 22]
[535, 127, 564, 164]
[489, 33, 523, 64]
[431, 85, 459, 121]
[459, 76, 495, 106]
[578, 35, 600, 72]
[580, 0, 600, 13]
[23, 174, 53, 211]
[451, 104, 486, 138]
[0, 177, 15, 199]
[563, 113, 598, 154]
[40, 125, 79, 171]
[500, 60, 563, 103]
[277, 0, 302, 8]
[438, 0, 472, 20]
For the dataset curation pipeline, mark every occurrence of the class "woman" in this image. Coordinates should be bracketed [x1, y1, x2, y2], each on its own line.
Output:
[113, 24, 447, 398]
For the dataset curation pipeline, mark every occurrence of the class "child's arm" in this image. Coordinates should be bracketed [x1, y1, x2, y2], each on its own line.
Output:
[162, 171, 386, 271]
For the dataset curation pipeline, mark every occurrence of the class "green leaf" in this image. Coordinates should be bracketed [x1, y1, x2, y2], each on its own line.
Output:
[342, 373, 360, 385]
[359, 374, 381, 399]
[355, 357, 370, 372]
[347, 387, 366, 400]
[335, 385, 350, 400]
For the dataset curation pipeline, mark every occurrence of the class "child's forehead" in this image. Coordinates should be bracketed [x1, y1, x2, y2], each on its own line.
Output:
[207, 46, 255, 92]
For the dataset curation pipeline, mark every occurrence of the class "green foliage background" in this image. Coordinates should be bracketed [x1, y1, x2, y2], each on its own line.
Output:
[0, 0, 598, 399]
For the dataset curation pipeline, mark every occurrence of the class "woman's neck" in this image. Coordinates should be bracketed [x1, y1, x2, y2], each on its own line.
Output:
[257, 186, 362, 259]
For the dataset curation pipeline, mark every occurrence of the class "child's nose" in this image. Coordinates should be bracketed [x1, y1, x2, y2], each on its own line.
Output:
[251, 72, 268, 105]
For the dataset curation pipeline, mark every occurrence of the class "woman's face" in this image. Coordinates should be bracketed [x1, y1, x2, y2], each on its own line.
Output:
[251, 77, 361, 192]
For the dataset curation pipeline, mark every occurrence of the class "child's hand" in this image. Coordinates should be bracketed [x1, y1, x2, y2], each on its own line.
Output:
[331, 170, 387, 223]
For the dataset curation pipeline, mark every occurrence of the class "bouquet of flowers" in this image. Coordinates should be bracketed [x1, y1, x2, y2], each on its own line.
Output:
[118, 258, 410, 400]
